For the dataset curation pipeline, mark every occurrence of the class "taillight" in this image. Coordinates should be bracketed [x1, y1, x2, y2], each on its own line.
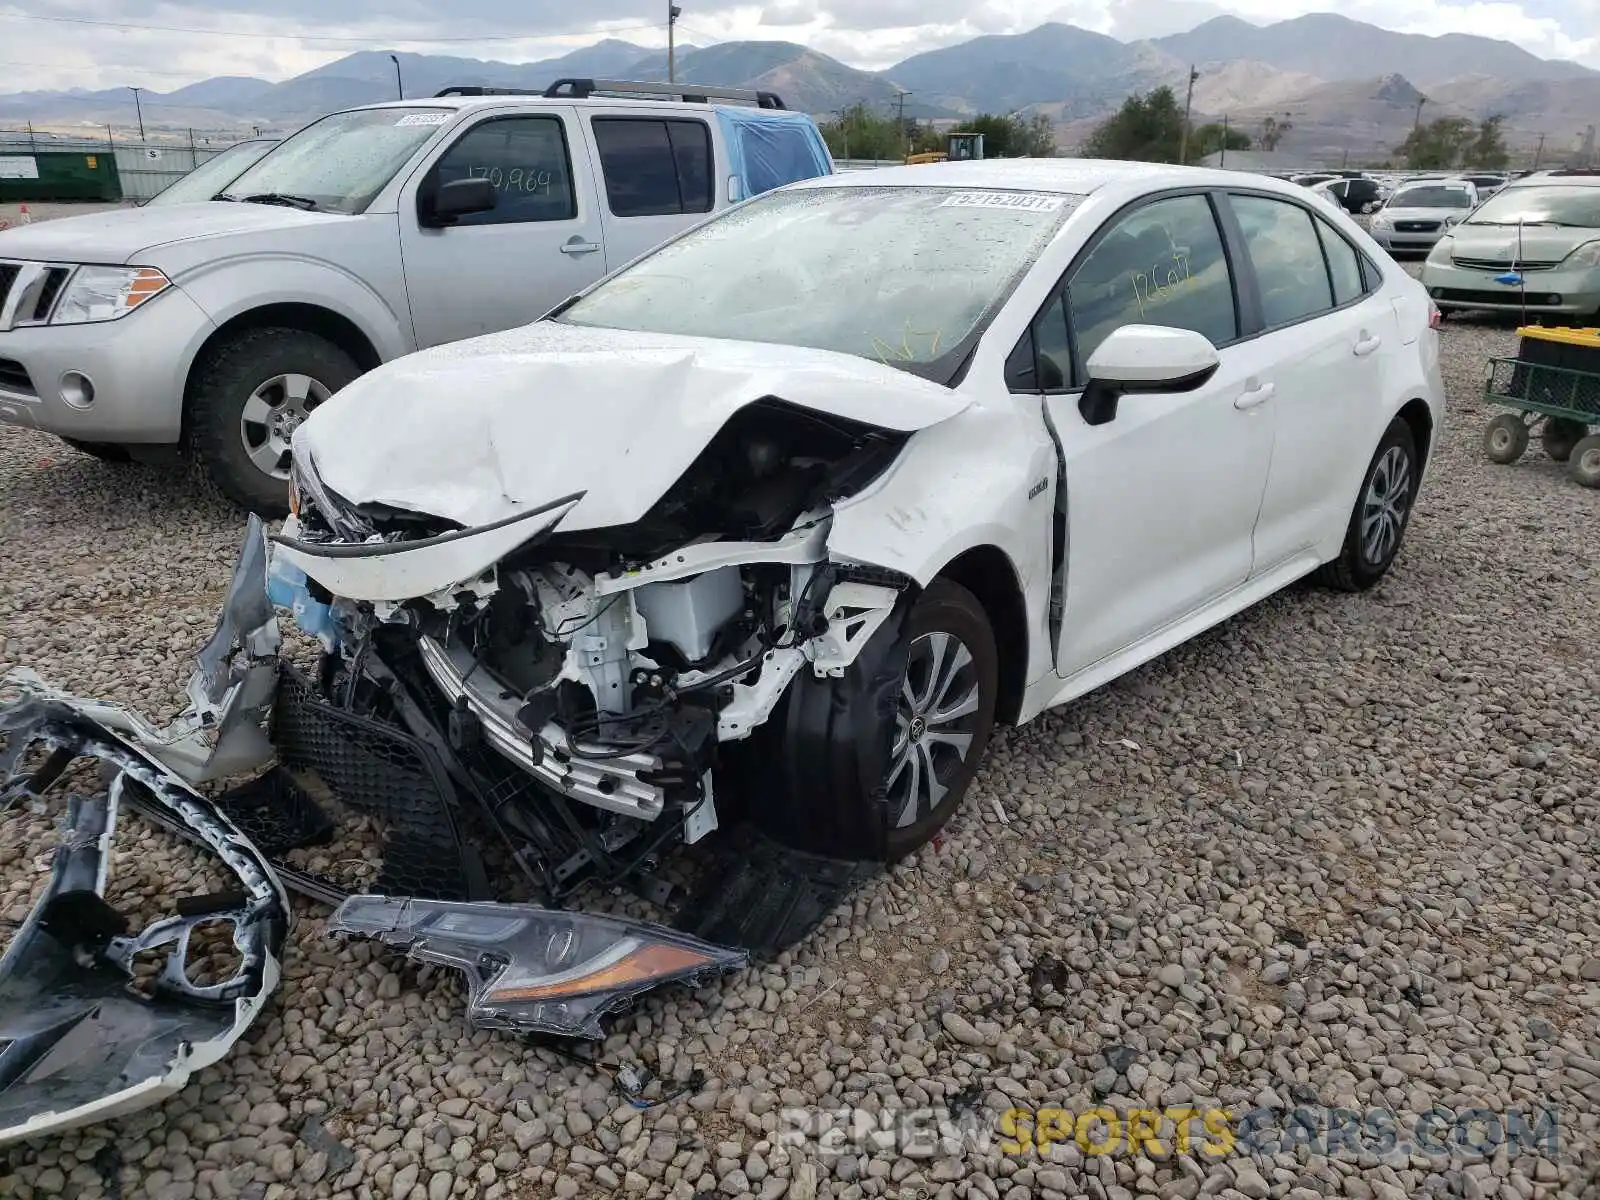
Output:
[1428, 304, 1443, 330]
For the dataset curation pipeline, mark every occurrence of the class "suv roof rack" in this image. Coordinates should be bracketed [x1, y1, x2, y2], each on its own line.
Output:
[434, 86, 541, 96]
[542, 78, 786, 108]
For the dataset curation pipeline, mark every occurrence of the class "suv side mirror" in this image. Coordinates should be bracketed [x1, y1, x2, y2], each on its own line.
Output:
[422, 177, 497, 227]
[1079, 325, 1220, 426]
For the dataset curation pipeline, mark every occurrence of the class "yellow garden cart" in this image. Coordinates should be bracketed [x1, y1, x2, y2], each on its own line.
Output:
[1482, 325, 1600, 488]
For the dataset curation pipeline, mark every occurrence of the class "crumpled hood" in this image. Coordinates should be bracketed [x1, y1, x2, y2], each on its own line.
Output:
[294, 322, 973, 530]
[0, 202, 340, 267]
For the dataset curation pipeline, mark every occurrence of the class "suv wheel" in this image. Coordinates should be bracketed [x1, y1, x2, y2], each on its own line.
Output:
[188, 328, 360, 514]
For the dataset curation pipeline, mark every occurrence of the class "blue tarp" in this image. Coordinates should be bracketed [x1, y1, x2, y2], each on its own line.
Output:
[713, 107, 834, 201]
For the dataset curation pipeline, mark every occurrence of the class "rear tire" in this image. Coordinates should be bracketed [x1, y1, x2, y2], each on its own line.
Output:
[1541, 418, 1588, 463]
[1316, 417, 1418, 593]
[1570, 434, 1600, 489]
[59, 437, 131, 463]
[187, 328, 360, 515]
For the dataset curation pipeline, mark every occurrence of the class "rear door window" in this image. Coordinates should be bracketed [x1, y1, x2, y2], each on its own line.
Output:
[592, 118, 713, 217]
[1230, 194, 1336, 328]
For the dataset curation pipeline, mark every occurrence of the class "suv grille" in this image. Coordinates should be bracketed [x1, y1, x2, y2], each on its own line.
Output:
[1394, 220, 1441, 233]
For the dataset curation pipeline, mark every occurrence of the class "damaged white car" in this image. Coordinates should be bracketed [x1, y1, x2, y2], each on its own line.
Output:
[2, 160, 1446, 1132]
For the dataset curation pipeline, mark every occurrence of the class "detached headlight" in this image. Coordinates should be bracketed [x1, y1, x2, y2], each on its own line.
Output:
[51, 266, 170, 324]
[1559, 240, 1600, 270]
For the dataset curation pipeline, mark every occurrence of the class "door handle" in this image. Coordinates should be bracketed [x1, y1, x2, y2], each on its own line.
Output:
[560, 239, 601, 256]
[1353, 332, 1382, 356]
[1234, 382, 1275, 411]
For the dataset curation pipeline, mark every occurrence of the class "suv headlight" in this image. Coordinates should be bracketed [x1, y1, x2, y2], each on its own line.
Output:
[51, 266, 171, 324]
[1370, 212, 1392, 228]
[1559, 240, 1600, 270]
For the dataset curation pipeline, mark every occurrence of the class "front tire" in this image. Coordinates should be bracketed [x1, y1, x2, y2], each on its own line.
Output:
[187, 328, 360, 515]
[1316, 417, 1418, 593]
[744, 578, 999, 863]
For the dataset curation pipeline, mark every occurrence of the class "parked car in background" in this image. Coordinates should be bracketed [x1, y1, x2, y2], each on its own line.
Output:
[1310, 175, 1384, 214]
[1291, 173, 1341, 188]
[1458, 173, 1507, 199]
[1368, 179, 1478, 255]
[141, 138, 280, 207]
[1421, 169, 1600, 318]
[0, 79, 834, 511]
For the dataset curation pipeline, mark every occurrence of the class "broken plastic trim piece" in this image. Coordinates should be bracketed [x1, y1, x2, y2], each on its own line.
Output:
[2, 513, 282, 787]
[0, 698, 289, 1147]
[328, 896, 746, 1039]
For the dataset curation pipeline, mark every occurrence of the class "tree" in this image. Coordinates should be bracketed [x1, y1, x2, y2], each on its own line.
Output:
[951, 112, 1058, 158]
[1394, 115, 1476, 169]
[818, 104, 903, 162]
[1259, 114, 1293, 152]
[1080, 86, 1185, 162]
[1192, 121, 1250, 158]
[1467, 114, 1510, 169]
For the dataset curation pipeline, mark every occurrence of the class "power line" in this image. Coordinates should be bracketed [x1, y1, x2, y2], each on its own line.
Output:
[0, 11, 666, 45]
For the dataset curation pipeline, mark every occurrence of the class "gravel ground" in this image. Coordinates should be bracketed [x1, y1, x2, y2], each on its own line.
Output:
[2, 267, 1599, 1200]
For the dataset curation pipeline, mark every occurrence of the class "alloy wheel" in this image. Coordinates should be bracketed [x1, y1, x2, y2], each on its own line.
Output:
[887, 631, 983, 829]
[239, 373, 331, 479]
[1360, 443, 1412, 566]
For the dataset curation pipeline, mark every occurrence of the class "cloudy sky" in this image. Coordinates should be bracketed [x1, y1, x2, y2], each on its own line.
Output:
[1, 0, 1594, 94]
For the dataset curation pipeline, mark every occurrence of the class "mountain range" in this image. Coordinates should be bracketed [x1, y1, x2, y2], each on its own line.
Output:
[3, 15, 1596, 163]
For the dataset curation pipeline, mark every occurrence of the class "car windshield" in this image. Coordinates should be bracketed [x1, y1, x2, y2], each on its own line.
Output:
[1390, 184, 1474, 209]
[1465, 184, 1600, 228]
[558, 184, 1080, 382]
[220, 107, 453, 214]
[145, 140, 277, 206]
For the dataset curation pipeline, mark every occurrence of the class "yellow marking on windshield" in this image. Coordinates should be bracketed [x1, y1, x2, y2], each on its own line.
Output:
[873, 319, 944, 366]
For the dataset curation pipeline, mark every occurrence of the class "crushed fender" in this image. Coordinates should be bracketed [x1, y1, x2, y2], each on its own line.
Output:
[0, 698, 289, 1147]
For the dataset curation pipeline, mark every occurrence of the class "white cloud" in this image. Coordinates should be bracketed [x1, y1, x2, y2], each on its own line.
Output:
[0, 0, 1591, 102]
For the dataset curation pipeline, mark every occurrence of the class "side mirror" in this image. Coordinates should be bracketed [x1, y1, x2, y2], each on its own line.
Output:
[422, 177, 497, 227]
[1079, 325, 1220, 426]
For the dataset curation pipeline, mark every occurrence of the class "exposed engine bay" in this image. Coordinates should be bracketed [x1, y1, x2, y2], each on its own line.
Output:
[274, 398, 915, 907]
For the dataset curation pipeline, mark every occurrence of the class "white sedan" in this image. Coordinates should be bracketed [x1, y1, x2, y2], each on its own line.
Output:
[262, 158, 1445, 872]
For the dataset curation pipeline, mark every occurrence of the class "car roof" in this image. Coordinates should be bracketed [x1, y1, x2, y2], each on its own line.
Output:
[791, 157, 1304, 198]
[1508, 171, 1600, 187]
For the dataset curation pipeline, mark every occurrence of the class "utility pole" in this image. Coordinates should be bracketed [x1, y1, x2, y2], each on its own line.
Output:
[390, 54, 403, 100]
[1178, 65, 1198, 165]
[1412, 94, 1427, 134]
[129, 86, 146, 142]
[832, 109, 851, 162]
[667, 3, 682, 83]
[1220, 114, 1229, 168]
[1533, 132, 1546, 170]
[894, 90, 911, 162]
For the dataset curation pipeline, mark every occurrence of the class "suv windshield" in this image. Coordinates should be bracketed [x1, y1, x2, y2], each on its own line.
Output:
[1391, 184, 1475, 209]
[146, 139, 277, 206]
[1465, 184, 1600, 228]
[221, 107, 453, 214]
[558, 185, 1080, 381]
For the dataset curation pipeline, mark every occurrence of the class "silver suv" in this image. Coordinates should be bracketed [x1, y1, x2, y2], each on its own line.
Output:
[0, 79, 833, 510]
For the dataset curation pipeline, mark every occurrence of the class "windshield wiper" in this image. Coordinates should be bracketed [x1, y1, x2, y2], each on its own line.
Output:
[237, 192, 319, 211]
